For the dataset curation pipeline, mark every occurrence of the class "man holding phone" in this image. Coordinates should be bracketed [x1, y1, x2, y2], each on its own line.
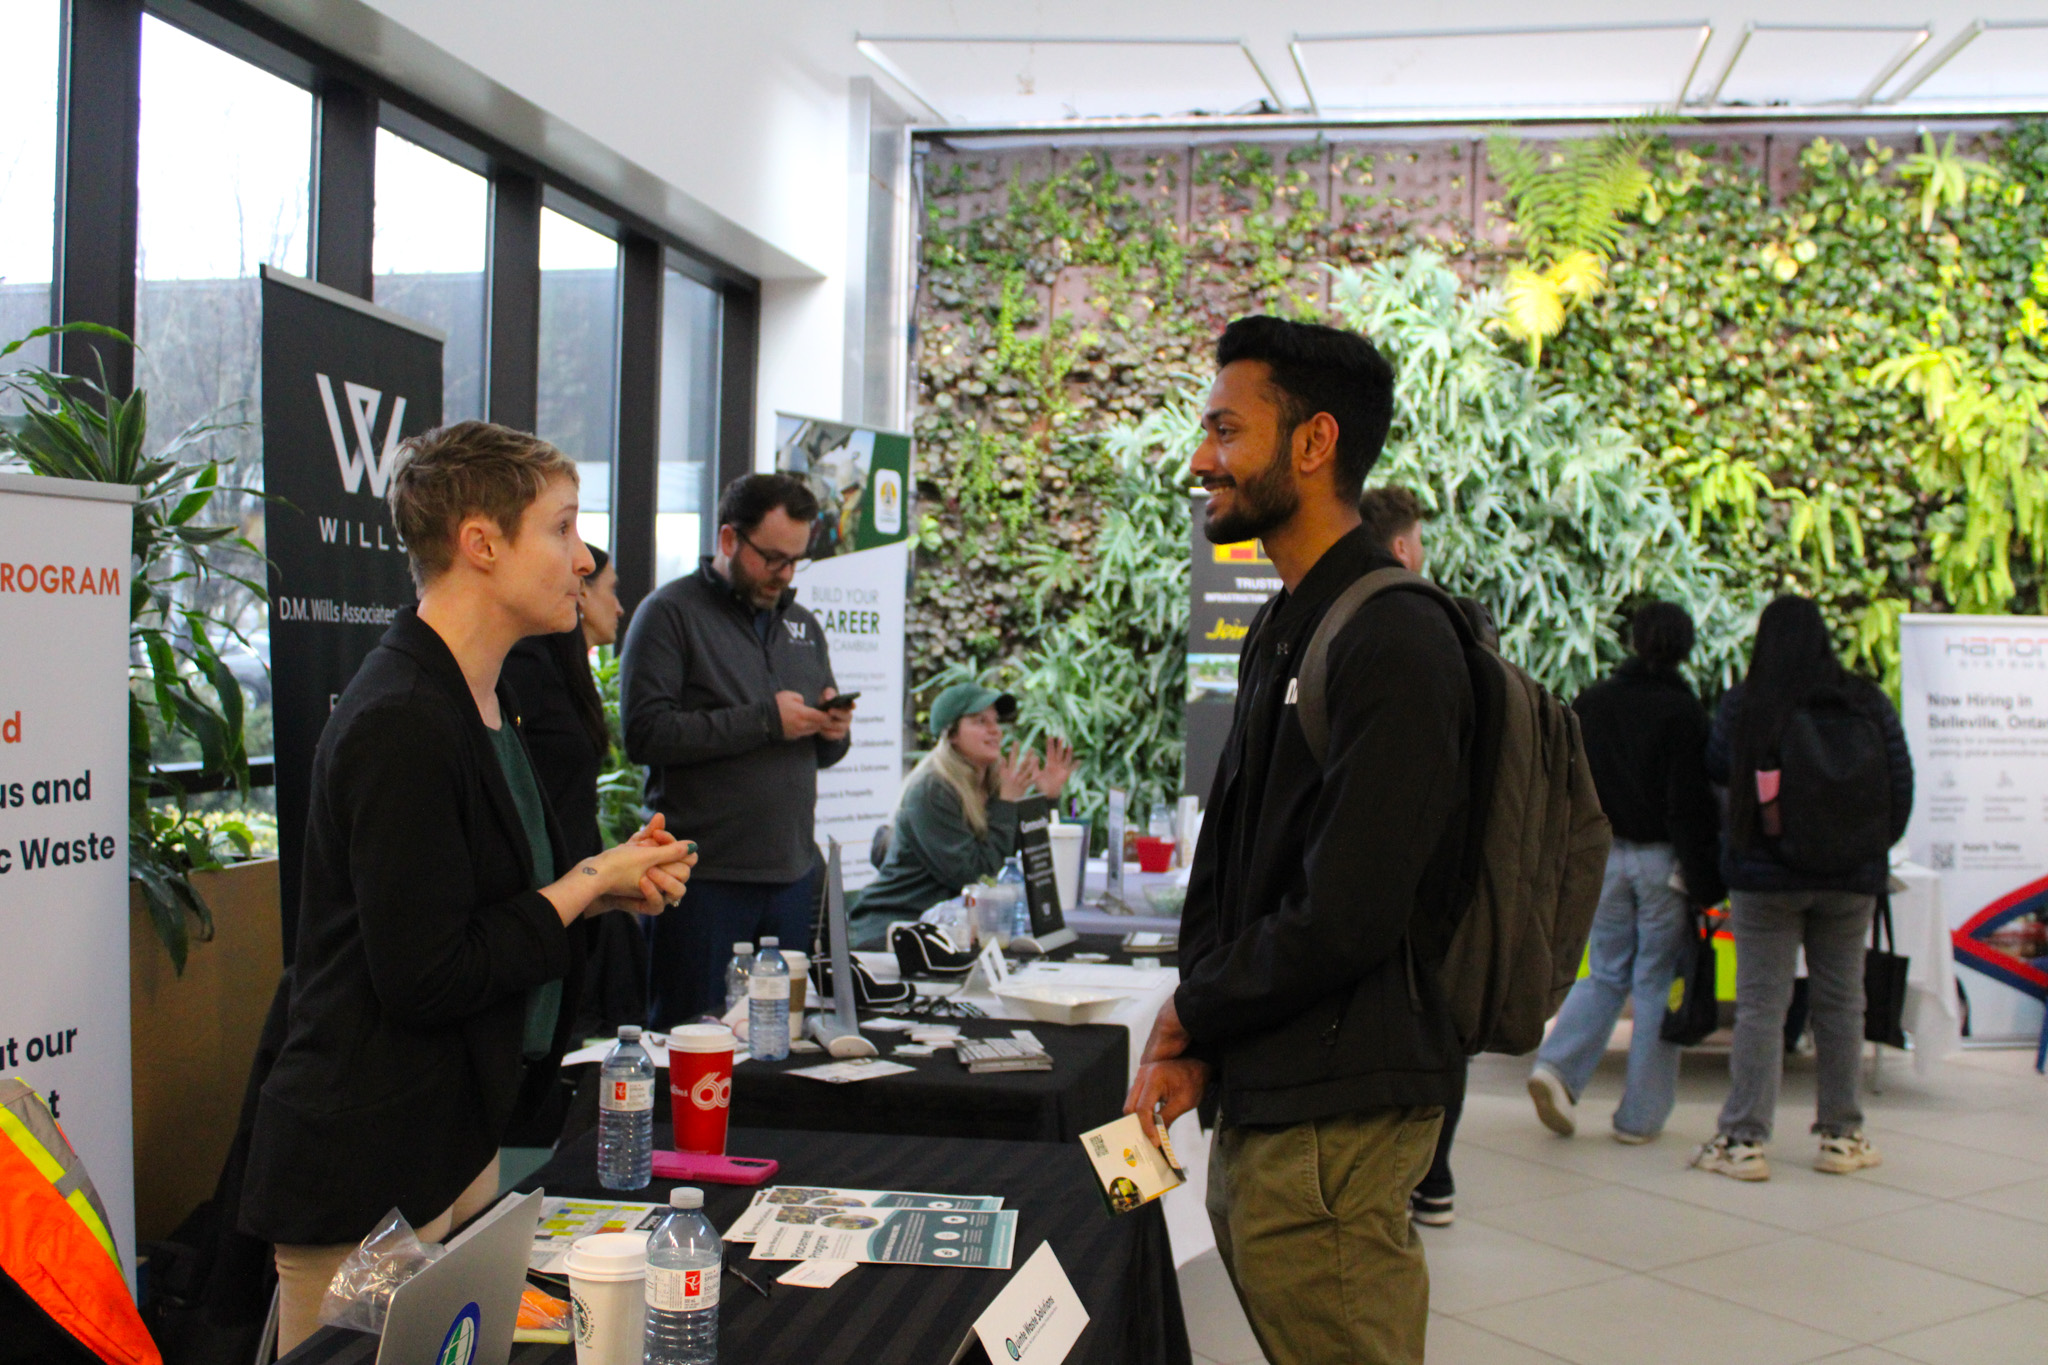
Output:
[622, 473, 854, 1025]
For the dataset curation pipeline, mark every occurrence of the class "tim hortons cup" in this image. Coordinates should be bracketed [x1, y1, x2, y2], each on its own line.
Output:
[669, 1023, 735, 1155]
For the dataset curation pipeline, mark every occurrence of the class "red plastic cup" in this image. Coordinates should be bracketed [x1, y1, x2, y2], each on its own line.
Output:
[1135, 836, 1175, 874]
[669, 1024, 735, 1155]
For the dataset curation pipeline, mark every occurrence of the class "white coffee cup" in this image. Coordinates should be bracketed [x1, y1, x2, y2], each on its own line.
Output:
[1048, 822, 1085, 912]
[564, 1231, 648, 1365]
[783, 951, 809, 1042]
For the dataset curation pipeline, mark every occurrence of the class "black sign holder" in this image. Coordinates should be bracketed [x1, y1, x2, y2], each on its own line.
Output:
[1011, 795, 1076, 954]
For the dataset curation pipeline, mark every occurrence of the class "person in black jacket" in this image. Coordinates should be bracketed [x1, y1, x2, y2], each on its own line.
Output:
[502, 545, 648, 1037]
[1528, 602, 1726, 1145]
[1693, 594, 1912, 1183]
[241, 423, 699, 1353]
[1126, 317, 1473, 1365]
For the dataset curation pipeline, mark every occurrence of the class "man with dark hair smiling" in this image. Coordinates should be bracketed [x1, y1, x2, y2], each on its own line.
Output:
[1126, 317, 1474, 1363]
[622, 472, 853, 1026]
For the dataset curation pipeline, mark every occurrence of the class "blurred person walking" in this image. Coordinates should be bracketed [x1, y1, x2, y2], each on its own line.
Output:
[1126, 318, 1475, 1365]
[1528, 602, 1726, 1144]
[621, 474, 853, 1027]
[1692, 595, 1911, 1181]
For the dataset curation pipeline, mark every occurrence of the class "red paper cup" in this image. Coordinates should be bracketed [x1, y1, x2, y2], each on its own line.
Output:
[1135, 836, 1175, 874]
[668, 1024, 734, 1156]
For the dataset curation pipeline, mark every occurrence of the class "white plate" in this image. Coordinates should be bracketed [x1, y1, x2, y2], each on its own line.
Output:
[992, 984, 1127, 1025]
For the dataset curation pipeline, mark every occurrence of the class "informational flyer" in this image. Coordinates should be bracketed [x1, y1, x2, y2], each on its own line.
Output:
[1900, 614, 2048, 1039]
[726, 1187, 1004, 1243]
[1080, 1113, 1184, 1214]
[529, 1198, 667, 1272]
[751, 1205, 1018, 1269]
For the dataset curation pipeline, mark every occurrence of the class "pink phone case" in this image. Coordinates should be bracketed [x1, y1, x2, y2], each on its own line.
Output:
[650, 1151, 780, 1185]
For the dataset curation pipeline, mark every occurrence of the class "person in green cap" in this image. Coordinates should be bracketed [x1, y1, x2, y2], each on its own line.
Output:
[848, 682, 1076, 948]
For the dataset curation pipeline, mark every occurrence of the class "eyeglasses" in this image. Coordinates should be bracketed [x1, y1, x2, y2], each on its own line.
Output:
[734, 526, 810, 575]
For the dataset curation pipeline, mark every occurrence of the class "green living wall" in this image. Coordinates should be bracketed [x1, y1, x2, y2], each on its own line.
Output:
[911, 121, 2048, 823]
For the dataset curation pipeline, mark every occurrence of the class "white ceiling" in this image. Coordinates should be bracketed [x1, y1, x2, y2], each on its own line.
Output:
[822, 2, 2048, 126]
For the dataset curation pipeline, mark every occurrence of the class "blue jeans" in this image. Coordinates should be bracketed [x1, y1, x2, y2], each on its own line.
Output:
[1535, 839, 1691, 1137]
[647, 872, 819, 1029]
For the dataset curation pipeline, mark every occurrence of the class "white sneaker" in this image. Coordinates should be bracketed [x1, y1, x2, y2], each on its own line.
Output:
[1691, 1134, 1770, 1181]
[1528, 1064, 1576, 1136]
[1815, 1132, 1883, 1174]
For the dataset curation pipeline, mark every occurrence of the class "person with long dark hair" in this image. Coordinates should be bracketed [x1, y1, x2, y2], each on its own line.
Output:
[502, 545, 647, 1035]
[1693, 595, 1912, 1182]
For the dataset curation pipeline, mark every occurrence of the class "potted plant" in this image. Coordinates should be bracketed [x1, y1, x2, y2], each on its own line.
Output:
[1, 324, 266, 974]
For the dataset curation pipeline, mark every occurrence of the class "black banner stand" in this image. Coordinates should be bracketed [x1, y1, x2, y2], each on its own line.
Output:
[260, 266, 442, 957]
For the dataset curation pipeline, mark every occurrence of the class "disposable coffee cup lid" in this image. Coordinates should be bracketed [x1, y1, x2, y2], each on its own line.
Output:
[669, 1023, 736, 1054]
[563, 1231, 648, 1282]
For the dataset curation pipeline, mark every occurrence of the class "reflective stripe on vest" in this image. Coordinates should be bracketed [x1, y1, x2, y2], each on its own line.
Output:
[0, 1078, 161, 1365]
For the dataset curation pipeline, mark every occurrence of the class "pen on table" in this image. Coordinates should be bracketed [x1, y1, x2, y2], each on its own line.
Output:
[726, 1257, 771, 1300]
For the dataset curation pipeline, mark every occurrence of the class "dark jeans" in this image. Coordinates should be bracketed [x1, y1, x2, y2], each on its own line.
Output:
[647, 871, 820, 1029]
[1415, 1054, 1466, 1200]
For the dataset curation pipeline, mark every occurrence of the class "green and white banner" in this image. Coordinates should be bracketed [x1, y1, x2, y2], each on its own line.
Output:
[778, 414, 913, 889]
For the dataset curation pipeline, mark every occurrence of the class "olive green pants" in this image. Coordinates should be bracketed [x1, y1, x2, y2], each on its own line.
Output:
[1206, 1107, 1443, 1365]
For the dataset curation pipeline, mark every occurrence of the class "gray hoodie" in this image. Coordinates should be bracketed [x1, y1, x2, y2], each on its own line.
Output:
[620, 559, 849, 882]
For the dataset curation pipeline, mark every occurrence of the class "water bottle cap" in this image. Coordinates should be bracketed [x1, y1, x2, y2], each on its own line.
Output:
[617, 1024, 641, 1041]
[734, 942, 753, 955]
[671, 1187, 705, 1210]
[760, 936, 779, 947]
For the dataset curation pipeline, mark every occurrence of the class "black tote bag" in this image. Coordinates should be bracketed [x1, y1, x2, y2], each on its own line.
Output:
[1865, 892, 1910, 1049]
[1661, 907, 1722, 1046]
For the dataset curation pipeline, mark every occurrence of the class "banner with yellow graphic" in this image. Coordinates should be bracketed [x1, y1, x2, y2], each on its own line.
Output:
[1185, 492, 1279, 796]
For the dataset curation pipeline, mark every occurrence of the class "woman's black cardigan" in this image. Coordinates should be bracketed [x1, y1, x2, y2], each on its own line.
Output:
[240, 609, 588, 1245]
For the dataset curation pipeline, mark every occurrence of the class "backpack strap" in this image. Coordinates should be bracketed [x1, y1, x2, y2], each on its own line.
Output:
[1296, 567, 1475, 765]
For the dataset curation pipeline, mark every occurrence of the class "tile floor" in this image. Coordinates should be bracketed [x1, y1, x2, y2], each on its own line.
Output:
[1179, 1034, 2048, 1365]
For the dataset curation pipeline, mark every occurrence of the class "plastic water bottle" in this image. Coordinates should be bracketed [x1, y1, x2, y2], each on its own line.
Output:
[723, 942, 754, 1016]
[749, 937, 790, 1062]
[595, 1025, 654, 1190]
[644, 1186, 720, 1365]
[1002, 857, 1032, 941]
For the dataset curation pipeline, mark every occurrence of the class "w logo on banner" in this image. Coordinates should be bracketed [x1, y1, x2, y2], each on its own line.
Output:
[315, 373, 408, 497]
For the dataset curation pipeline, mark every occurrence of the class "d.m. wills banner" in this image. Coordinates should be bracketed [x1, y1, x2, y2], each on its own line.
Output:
[261, 266, 442, 952]
[1900, 613, 2048, 1041]
[777, 414, 912, 891]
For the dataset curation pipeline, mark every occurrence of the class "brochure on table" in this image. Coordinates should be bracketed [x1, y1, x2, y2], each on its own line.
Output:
[726, 1186, 1005, 1243]
[752, 1204, 1018, 1269]
[530, 1198, 668, 1271]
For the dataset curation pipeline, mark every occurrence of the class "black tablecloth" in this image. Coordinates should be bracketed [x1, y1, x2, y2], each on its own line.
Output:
[567, 1016, 1131, 1148]
[280, 1125, 1192, 1365]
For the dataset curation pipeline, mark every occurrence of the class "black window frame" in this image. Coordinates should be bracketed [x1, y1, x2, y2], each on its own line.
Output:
[44, 0, 760, 792]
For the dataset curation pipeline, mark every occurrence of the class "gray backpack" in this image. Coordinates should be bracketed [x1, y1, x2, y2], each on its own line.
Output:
[1297, 568, 1611, 1055]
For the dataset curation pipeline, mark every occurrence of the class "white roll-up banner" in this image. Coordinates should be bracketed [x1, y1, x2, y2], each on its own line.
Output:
[0, 472, 139, 1283]
[776, 414, 911, 890]
[1899, 614, 2048, 1040]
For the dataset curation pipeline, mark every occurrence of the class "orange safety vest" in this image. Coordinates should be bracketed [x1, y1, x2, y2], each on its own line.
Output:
[0, 1078, 161, 1365]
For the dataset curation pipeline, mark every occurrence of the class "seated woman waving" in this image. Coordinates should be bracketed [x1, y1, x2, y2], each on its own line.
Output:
[849, 683, 1075, 948]
[241, 422, 699, 1353]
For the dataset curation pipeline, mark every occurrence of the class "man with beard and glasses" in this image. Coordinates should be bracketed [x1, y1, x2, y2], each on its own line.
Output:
[1125, 317, 1475, 1364]
[621, 473, 853, 1027]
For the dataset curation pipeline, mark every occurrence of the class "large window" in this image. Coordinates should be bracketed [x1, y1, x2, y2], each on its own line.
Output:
[538, 206, 619, 551]
[658, 268, 720, 587]
[0, 0, 61, 397]
[135, 14, 311, 671]
[373, 128, 486, 422]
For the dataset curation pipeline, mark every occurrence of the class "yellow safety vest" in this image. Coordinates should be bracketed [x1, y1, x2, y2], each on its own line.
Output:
[0, 1077, 161, 1365]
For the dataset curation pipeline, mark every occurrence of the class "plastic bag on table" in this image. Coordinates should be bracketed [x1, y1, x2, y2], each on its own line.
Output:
[316, 1207, 445, 1334]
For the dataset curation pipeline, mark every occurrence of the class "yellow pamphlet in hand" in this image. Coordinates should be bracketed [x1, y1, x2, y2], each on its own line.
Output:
[1078, 1112, 1185, 1215]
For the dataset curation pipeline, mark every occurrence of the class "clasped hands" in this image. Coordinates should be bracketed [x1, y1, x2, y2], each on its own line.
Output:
[543, 813, 699, 927]
[1123, 994, 1210, 1148]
